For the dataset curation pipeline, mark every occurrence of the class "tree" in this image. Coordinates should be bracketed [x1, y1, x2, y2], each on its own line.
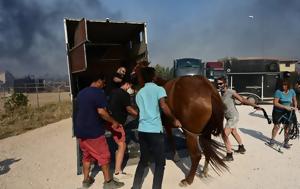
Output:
[154, 64, 174, 80]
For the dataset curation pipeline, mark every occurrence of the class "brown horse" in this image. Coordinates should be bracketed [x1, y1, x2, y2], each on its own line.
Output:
[163, 76, 227, 186]
[132, 62, 228, 186]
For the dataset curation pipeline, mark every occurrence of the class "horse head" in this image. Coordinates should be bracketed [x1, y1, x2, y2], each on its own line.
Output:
[130, 61, 168, 88]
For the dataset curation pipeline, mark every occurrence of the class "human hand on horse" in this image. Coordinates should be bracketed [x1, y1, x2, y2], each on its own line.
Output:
[173, 119, 182, 128]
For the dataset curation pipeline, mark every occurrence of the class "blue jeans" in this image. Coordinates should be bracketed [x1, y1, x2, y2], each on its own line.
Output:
[131, 132, 166, 189]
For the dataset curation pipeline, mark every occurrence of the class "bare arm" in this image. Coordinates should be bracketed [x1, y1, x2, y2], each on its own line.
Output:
[97, 108, 121, 128]
[126, 106, 138, 117]
[292, 96, 297, 109]
[159, 97, 182, 128]
[273, 98, 294, 111]
[232, 92, 259, 108]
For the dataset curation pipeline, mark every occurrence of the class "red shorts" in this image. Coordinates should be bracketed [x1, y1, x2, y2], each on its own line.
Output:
[79, 136, 110, 166]
[105, 123, 126, 143]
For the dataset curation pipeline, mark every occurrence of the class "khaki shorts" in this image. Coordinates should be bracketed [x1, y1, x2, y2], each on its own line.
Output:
[225, 116, 239, 128]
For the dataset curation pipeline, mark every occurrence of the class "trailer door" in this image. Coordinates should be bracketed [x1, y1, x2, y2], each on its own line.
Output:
[263, 73, 278, 97]
[66, 18, 88, 73]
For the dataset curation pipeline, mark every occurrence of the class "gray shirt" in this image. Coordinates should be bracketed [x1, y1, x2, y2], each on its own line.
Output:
[222, 89, 239, 119]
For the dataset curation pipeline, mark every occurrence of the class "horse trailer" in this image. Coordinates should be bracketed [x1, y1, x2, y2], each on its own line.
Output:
[64, 18, 148, 174]
[224, 58, 298, 104]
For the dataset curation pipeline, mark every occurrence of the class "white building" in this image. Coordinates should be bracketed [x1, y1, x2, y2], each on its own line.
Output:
[0, 71, 15, 92]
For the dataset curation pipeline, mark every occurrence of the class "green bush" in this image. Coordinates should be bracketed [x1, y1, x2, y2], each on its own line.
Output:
[4, 93, 29, 112]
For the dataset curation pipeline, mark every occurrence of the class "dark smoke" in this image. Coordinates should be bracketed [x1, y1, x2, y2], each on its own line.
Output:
[149, 0, 300, 66]
[0, 0, 121, 78]
[1, 0, 299, 77]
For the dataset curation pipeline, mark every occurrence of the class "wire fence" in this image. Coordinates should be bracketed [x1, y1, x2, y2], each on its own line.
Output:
[0, 84, 71, 112]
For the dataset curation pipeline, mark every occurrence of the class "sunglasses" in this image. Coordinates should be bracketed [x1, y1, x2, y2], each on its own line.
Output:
[217, 82, 224, 86]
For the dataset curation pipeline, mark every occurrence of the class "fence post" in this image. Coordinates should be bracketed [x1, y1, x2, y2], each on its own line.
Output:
[35, 82, 39, 108]
[58, 86, 61, 103]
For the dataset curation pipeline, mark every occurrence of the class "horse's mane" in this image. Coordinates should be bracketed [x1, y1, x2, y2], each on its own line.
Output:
[131, 61, 169, 87]
[154, 77, 168, 86]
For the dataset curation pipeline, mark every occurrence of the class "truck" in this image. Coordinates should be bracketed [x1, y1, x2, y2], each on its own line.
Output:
[224, 58, 298, 104]
[173, 58, 205, 77]
[64, 18, 148, 174]
[205, 61, 225, 82]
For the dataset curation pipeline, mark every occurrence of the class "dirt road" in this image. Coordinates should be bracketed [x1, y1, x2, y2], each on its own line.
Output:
[0, 105, 300, 189]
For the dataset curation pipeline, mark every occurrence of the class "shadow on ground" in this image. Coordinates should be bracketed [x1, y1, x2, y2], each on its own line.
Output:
[248, 110, 273, 125]
[91, 124, 227, 182]
[239, 128, 271, 143]
[0, 158, 21, 175]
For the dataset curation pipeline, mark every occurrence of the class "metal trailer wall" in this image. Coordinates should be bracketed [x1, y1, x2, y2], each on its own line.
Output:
[224, 59, 281, 103]
[64, 18, 148, 174]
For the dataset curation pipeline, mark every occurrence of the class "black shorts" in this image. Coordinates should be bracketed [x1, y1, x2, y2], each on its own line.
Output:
[272, 110, 297, 125]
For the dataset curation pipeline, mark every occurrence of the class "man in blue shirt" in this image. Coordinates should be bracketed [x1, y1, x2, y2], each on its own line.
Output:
[75, 74, 124, 189]
[131, 67, 182, 189]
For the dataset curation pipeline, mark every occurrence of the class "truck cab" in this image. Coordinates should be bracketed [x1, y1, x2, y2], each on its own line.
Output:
[205, 61, 225, 82]
[173, 58, 205, 77]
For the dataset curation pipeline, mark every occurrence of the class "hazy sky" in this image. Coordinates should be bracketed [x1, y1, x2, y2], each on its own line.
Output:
[0, 0, 299, 78]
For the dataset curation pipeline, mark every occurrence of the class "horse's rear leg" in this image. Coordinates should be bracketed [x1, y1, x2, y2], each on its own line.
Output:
[165, 126, 180, 162]
[179, 135, 201, 187]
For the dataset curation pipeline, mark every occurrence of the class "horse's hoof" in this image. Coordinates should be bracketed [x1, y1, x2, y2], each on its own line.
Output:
[196, 173, 204, 178]
[179, 179, 190, 187]
[202, 172, 210, 178]
[196, 171, 210, 178]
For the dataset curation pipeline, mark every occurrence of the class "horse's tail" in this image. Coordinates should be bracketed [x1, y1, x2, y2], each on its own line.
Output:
[198, 91, 228, 173]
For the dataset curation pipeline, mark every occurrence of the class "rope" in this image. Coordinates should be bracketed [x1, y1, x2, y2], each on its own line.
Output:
[254, 107, 272, 124]
[178, 127, 203, 153]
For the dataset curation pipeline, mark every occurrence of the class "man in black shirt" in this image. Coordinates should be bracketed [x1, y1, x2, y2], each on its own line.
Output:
[107, 79, 138, 180]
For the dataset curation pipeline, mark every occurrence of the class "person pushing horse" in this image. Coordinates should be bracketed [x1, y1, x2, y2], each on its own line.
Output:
[216, 77, 261, 161]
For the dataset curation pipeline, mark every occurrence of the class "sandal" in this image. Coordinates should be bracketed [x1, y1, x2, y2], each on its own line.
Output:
[82, 176, 95, 188]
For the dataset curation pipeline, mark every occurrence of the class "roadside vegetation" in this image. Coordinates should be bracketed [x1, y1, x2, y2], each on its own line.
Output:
[0, 93, 71, 139]
[154, 64, 174, 80]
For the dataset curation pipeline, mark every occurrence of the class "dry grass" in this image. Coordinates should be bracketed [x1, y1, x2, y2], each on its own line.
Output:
[0, 101, 72, 139]
[26, 92, 71, 107]
[0, 92, 71, 112]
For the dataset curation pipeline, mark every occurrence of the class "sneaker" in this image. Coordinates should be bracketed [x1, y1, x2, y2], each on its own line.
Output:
[103, 179, 125, 189]
[82, 177, 95, 188]
[234, 145, 246, 154]
[114, 172, 133, 181]
[283, 142, 291, 149]
[268, 139, 275, 146]
[223, 153, 234, 161]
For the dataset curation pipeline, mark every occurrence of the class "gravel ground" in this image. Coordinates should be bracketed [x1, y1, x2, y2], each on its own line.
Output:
[0, 104, 300, 189]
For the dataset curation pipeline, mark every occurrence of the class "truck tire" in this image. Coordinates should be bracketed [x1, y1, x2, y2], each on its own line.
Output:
[247, 95, 258, 104]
